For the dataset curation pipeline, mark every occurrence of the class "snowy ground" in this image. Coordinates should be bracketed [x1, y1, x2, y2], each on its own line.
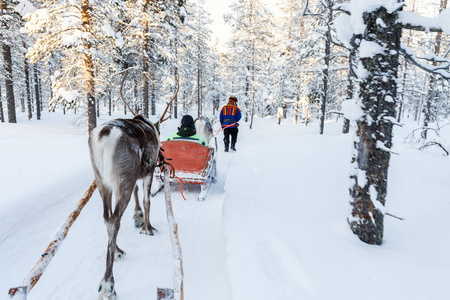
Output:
[1, 111, 450, 300]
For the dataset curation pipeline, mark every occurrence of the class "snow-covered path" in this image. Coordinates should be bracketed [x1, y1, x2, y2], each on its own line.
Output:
[2, 113, 450, 300]
[1, 114, 233, 300]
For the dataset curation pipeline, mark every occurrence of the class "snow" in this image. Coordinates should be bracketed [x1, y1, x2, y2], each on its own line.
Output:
[55, 89, 79, 104]
[358, 40, 385, 58]
[14, 0, 35, 16]
[334, 14, 352, 48]
[2, 111, 450, 299]
[399, 9, 450, 35]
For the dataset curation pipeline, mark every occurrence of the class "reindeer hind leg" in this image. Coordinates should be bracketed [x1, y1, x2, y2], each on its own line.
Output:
[132, 185, 144, 228]
[99, 184, 134, 299]
[140, 173, 157, 235]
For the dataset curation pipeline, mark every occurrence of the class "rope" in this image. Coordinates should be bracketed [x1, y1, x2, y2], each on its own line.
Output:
[214, 122, 237, 137]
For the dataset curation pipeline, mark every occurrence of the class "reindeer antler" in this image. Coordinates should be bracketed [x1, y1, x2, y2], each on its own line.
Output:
[158, 77, 180, 124]
[120, 71, 137, 116]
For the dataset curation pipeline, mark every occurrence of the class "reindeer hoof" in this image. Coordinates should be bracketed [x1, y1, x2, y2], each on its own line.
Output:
[133, 210, 144, 228]
[98, 279, 117, 300]
[140, 225, 157, 236]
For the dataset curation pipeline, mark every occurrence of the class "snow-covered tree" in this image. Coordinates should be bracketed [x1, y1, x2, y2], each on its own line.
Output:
[337, 0, 450, 244]
[225, 0, 275, 128]
[24, 0, 123, 131]
[1, 0, 25, 123]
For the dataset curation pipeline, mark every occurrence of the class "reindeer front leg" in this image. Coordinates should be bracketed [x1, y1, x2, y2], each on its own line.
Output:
[140, 172, 157, 235]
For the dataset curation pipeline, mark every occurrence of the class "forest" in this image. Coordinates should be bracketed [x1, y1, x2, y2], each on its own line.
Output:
[1, 0, 450, 246]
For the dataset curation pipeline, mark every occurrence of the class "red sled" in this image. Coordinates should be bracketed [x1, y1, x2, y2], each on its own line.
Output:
[156, 140, 217, 201]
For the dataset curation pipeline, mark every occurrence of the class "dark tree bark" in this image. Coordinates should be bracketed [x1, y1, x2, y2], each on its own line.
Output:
[151, 70, 156, 115]
[0, 84, 4, 122]
[343, 59, 353, 134]
[1, 0, 16, 123]
[422, 0, 447, 139]
[24, 53, 32, 120]
[34, 65, 41, 120]
[319, 0, 332, 135]
[142, 0, 150, 118]
[197, 49, 201, 118]
[81, 0, 96, 133]
[3, 43, 16, 123]
[173, 38, 178, 119]
[349, 6, 401, 245]
[108, 89, 112, 116]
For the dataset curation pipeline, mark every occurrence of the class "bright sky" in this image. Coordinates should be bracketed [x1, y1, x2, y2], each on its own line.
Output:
[203, 0, 280, 49]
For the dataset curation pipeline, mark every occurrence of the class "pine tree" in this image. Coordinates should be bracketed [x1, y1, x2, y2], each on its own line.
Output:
[337, 0, 450, 244]
[226, 0, 274, 127]
[0, 0, 21, 123]
[24, 0, 126, 131]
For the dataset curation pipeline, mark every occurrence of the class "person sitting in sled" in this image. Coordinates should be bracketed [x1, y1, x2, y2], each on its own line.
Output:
[167, 114, 208, 147]
[220, 96, 241, 152]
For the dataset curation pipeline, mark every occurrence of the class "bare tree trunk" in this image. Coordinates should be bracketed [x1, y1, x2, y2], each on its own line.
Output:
[34, 65, 41, 120]
[3, 43, 16, 123]
[249, 0, 255, 129]
[343, 58, 353, 134]
[143, 48, 149, 117]
[423, 0, 447, 139]
[398, 1, 415, 123]
[81, 0, 96, 132]
[24, 51, 32, 120]
[108, 89, 112, 116]
[174, 39, 178, 119]
[319, 0, 332, 135]
[142, 0, 150, 118]
[197, 60, 201, 117]
[349, 6, 401, 245]
[151, 70, 156, 115]
[174, 67, 178, 119]
[1, 0, 16, 123]
[0, 84, 4, 122]
[250, 52, 255, 129]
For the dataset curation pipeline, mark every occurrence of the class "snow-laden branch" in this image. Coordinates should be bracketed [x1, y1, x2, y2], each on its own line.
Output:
[400, 44, 450, 79]
[398, 10, 450, 34]
[302, 0, 322, 17]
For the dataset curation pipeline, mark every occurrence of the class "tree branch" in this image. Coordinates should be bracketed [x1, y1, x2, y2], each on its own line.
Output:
[400, 45, 450, 79]
[419, 141, 449, 156]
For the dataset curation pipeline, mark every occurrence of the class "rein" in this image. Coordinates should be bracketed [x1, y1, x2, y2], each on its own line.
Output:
[214, 122, 237, 137]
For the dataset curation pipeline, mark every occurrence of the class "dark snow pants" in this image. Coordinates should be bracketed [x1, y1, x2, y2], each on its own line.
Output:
[224, 127, 238, 150]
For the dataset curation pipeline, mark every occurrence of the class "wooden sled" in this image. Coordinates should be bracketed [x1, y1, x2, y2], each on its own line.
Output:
[156, 140, 217, 201]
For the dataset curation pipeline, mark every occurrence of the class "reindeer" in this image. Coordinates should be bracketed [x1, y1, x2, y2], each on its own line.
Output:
[194, 116, 214, 144]
[88, 91, 175, 299]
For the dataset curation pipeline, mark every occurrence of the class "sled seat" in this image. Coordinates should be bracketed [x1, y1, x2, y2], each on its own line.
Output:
[160, 140, 214, 184]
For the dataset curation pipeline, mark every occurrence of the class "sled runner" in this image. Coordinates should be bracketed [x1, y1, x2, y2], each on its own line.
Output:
[156, 140, 217, 201]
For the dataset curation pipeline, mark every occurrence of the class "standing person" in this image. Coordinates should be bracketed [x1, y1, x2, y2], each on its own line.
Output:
[220, 96, 241, 152]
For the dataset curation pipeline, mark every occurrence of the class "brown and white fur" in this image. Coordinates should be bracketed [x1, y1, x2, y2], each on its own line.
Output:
[88, 115, 160, 299]
[194, 116, 213, 143]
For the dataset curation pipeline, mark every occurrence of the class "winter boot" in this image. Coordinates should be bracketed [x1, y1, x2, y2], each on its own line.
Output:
[231, 143, 236, 151]
[224, 144, 229, 152]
